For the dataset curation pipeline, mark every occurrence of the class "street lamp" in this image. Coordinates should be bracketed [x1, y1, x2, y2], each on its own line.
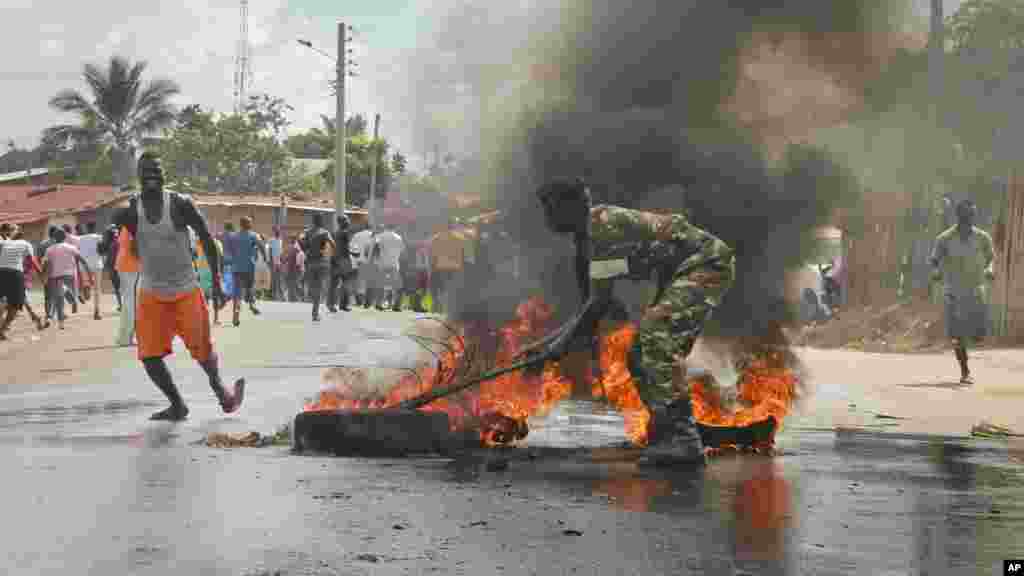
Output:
[297, 26, 355, 221]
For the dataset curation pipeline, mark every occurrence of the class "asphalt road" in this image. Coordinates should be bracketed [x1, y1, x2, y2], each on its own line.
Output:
[2, 302, 1022, 575]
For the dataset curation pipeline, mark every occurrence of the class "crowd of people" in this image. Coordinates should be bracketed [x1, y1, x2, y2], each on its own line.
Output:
[0, 208, 481, 342]
[0, 222, 101, 338]
[256, 216, 473, 321]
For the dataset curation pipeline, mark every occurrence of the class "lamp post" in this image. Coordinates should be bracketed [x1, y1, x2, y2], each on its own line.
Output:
[298, 23, 353, 222]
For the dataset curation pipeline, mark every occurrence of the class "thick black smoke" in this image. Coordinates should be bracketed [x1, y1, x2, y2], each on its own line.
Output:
[443, 0, 894, 342]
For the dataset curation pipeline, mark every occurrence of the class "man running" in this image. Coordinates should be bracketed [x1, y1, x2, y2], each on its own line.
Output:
[0, 224, 46, 338]
[930, 198, 995, 385]
[303, 213, 335, 322]
[38, 226, 59, 319]
[43, 228, 94, 330]
[77, 222, 104, 320]
[224, 216, 267, 326]
[112, 152, 244, 421]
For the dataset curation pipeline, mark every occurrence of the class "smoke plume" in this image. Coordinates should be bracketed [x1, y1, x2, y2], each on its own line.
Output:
[419, 0, 906, 342]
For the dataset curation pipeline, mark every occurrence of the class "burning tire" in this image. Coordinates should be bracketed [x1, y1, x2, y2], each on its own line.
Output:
[292, 409, 453, 456]
[696, 417, 777, 451]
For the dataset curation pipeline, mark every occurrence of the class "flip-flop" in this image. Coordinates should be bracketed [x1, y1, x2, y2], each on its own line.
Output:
[221, 378, 246, 414]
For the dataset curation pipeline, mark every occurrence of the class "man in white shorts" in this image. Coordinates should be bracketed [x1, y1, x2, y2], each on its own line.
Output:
[77, 222, 104, 319]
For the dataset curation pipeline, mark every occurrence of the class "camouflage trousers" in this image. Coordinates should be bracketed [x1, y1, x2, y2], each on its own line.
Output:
[629, 279, 731, 407]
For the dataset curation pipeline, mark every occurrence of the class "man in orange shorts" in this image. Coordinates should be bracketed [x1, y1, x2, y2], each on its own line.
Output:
[113, 152, 244, 421]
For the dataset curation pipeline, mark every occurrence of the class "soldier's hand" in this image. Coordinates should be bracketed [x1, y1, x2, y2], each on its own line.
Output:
[689, 270, 726, 287]
[642, 303, 671, 324]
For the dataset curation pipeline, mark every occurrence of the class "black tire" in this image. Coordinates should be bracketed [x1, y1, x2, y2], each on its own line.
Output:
[292, 409, 453, 456]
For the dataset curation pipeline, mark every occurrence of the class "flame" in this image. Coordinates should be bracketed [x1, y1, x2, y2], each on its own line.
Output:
[304, 297, 797, 449]
[589, 323, 651, 445]
[304, 297, 653, 445]
[304, 297, 575, 445]
[689, 351, 798, 451]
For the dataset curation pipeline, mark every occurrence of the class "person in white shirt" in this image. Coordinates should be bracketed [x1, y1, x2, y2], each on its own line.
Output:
[349, 225, 376, 308]
[76, 222, 105, 319]
[372, 226, 405, 311]
[1, 223, 45, 338]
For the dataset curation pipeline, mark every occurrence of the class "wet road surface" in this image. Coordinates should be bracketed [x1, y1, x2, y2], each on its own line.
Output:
[2, 303, 1022, 575]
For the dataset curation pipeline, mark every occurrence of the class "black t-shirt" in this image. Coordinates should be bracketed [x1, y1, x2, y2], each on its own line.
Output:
[307, 227, 332, 267]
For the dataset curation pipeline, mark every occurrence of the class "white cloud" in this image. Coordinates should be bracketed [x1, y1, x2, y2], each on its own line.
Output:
[0, 0, 416, 158]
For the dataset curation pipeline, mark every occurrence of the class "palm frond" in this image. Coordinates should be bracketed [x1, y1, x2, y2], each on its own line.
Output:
[132, 78, 181, 119]
[131, 106, 177, 137]
[81, 62, 112, 120]
[48, 89, 94, 115]
[320, 114, 335, 134]
[122, 60, 148, 115]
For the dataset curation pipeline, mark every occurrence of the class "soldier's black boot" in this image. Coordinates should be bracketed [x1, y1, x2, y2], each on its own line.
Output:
[643, 394, 705, 466]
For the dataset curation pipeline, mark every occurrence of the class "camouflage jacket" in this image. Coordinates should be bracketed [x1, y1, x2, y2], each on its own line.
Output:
[588, 204, 735, 310]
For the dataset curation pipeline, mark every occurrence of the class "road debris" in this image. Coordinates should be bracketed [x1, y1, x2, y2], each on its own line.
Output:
[971, 420, 1020, 438]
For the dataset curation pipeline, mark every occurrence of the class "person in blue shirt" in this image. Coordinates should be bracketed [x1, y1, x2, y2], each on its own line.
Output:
[224, 216, 267, 327]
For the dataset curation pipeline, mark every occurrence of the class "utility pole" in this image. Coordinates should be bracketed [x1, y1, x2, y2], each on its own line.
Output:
[368, 113, 381, 228]
[929, 0, 944, 124]
[335, 20, 347, 220]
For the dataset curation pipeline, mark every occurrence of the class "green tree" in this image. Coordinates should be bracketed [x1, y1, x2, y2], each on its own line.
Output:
[391, 151, 407, 175]
[46, 55, 180, 187]
[244, 93, 294, 141]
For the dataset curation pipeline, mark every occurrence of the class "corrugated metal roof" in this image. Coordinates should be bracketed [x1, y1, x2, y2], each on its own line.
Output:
[0, 184, 129, 225]
[0, 167, 48, 183]
[191, 194, 366, 215]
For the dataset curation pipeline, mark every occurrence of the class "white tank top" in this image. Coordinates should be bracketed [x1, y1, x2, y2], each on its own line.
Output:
[136, 190, 199, 296]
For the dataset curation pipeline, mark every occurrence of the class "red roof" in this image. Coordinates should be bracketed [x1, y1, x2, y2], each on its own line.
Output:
[0, 184, 129, 225]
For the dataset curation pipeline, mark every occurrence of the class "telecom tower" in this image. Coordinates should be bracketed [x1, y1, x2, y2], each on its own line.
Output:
[233, 0, 252, 114]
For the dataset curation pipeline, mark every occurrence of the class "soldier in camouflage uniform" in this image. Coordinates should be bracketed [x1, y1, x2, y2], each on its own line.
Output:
[536, 177, 735, 465]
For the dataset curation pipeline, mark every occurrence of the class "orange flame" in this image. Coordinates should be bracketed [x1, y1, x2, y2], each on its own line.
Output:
[305, 297, 797, 449]
[304, 298, 575, 444]
[690, 351, 797, 451]
[304, 297, 654, 445]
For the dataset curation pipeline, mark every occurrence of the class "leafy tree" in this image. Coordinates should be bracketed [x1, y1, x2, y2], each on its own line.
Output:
[244, 93, 294, 141]
[46, 55, 180, 186]
[948, 0, 1024, 58]
[322, 131, 392, 205]
[391, 151, 407, 175]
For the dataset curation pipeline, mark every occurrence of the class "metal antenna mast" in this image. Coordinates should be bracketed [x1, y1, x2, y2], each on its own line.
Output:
[233, 0, 252, 113]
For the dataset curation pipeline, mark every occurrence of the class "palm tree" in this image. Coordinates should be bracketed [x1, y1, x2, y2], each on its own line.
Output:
[45, 55, 180, 187]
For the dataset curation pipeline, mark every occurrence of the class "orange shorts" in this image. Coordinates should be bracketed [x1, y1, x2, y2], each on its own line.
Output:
[136, 287, 214, 362]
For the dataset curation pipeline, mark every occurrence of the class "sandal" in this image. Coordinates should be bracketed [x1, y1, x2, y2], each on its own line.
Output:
[221, 378, 246, 414]
[960, 374, 974, 386]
